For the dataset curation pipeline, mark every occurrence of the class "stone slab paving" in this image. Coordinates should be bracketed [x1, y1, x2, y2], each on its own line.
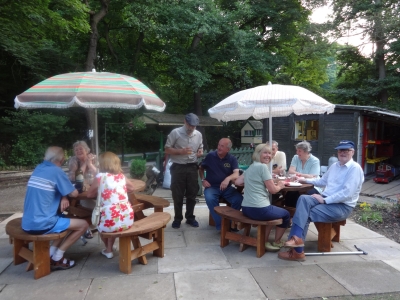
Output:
[341, 237, 400, 261]
[1, 204, 400, 299]
[0, 278, 91, 300]
[175, 268, 267, 300]
[250, 264, 351, 299]
[320, 261, 400, 294]
[87, 274, 176, 300]
[159, 245, 231, 273]
[382, 258, 400, 272]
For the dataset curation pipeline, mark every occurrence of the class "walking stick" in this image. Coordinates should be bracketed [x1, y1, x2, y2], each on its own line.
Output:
[305, 245, 368, 256]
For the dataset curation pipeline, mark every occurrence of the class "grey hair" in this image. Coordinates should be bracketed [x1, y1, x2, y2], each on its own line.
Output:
[295, 141, 312, 153]
[266, 140, 278, 147]
[226, 139, 232, 150]
[252, 143, 271, 162]
[73, 140, 90, 153]
[44, 146, 64, 163]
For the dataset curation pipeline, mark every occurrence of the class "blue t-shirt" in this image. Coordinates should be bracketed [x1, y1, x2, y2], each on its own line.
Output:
[22, 161, 75, 231]
[201, 151, 239, 188]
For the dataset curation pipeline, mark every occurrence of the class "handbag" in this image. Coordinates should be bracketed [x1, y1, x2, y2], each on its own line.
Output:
[91, 176, 103, 226]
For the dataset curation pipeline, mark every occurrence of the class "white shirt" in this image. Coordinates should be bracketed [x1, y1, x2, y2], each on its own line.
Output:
[267, 151, 287, 171]
[165, 126, 203, 164]
[306, 159, 364, 207]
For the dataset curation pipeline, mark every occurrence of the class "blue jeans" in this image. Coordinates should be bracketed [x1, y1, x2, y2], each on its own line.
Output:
[289, 194, 353, 241]
[204, 186, 243, 230]
[242, 206, 290, 228]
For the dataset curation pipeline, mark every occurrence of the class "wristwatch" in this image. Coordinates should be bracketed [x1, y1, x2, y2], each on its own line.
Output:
[201, 178, 205, 181]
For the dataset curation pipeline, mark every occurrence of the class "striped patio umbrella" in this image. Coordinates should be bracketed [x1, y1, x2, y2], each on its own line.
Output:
[14, 71, 166, 155]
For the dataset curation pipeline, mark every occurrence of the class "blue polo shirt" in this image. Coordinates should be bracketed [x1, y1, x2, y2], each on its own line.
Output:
[201, 151, 239, 188]
[22, 161, 75, 231]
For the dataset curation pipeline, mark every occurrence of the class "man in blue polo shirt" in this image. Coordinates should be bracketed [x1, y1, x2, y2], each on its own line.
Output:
[22, 146, 88, 270]
[199, 138, 243, 231]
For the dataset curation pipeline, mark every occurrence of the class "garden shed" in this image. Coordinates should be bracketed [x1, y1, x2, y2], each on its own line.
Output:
[240, 104, 400, 175]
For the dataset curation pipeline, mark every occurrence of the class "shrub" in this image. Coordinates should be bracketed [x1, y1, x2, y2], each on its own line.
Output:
[130, 159, 146, 179]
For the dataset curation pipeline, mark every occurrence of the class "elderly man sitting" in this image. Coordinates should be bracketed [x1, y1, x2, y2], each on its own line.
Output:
[267, 140, 287, 175]
[199, 138, 243, 231]
[22, 146, 89, 270]
[278, 140, 364, 261]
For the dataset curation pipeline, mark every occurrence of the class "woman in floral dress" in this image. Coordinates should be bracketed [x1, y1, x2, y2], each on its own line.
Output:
[87, 152, 134, 259]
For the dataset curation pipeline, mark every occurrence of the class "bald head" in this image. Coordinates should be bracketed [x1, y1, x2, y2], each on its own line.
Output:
[217, 138, 232, 158]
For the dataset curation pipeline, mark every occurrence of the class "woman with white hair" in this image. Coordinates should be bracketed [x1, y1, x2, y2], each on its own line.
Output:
[286, 141, 321, 207]
[68, 140, 98, 238]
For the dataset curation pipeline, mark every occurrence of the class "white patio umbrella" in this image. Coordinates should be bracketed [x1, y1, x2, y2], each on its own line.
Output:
[208, 82, 335, 171]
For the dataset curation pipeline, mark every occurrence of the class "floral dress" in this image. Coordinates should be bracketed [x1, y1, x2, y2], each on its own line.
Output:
[96, 172, 134, 233]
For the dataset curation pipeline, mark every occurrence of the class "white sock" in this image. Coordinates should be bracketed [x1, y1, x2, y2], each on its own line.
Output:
[50, 246, 58, 257]
[52, 249, 65, 262]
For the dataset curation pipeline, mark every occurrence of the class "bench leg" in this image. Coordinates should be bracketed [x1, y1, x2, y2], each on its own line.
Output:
[238, 225, 251, 252]
[132, 236, 148, 265]
[153, 227, 165, 258]
[119, 236, 132, 274]
[13, 239, 29, 265]
[315, 223, 334, 252]
[209, 213, 216, 226]
[332, 223, 341, 242]
[220, 217, 230, 247]
[32, 241, 51, 279]
[256, 225, 266, 258]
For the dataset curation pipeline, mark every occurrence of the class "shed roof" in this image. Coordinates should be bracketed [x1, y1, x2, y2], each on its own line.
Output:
[141, 113, 223, 127]
[335, 105, 400, 123]
[247, 120, 263, 129]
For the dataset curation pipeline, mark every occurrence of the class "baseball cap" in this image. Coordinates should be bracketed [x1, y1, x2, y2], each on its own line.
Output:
[185, 113, 199, 126]
[334, 140, 355, 150]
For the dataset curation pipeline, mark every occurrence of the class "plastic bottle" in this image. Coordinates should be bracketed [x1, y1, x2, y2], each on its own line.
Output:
[328, 154, 338, 168]
[75, 161, 84, 193]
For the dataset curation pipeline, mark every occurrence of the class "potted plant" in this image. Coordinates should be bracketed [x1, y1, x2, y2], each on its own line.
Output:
[130, 158, 146, 179]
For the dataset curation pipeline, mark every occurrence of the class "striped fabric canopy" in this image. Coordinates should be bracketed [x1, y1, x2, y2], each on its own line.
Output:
[14, 72, 166, 112]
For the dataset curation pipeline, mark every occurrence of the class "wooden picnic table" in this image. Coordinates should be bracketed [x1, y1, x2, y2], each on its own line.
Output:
[67, 179, 169, 221]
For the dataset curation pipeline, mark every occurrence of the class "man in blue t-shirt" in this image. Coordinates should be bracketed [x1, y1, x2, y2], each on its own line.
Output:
[22, 146, 88, 270]
[199, 138, 243, 230]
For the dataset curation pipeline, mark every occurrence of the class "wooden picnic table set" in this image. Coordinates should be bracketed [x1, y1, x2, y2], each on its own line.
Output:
[6, 178, 171, 279]
[214, 179, 346, 258]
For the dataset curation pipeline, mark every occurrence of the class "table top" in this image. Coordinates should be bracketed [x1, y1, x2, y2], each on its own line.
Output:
[280, 183, 314, 192]
[129, 178, 146, 192]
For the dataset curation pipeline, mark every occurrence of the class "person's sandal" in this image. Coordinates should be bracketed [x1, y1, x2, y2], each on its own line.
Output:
[50, 257, 75, 271]
[83, 229, 94, 239]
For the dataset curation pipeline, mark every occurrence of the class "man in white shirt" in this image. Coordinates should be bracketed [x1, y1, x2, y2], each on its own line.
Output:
[267, 140, 287, 175]
[278, 140, 364, 261]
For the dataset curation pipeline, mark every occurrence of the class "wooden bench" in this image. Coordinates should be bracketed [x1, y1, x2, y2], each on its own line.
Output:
[5, 218, 68, 279]
[314, 220, 346, 252]
[214, 206, 282, 258]
[101, 212, 171, 274]
[208, 186, 243, 227]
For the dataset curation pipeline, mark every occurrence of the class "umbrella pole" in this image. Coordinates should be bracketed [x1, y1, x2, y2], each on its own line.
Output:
[269, 106, 273, 174]
[95, 108, 99, 156]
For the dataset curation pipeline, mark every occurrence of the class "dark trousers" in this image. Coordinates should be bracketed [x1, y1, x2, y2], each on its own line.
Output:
[170, 163, 199, 222]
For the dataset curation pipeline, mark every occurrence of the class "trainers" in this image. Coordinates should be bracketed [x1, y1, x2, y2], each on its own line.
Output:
[186, 219, 199, 227]
[265, 242, 280, 252]
[272, 241, 285, 248]
[172, 220, 181, 229]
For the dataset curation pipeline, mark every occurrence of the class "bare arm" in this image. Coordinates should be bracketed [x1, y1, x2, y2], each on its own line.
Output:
[235, 173, 244, 186]
[265, 179, 284, 194]
[86, 178, 98, 198]
[220, 169, 240, 191]
[126, 178, 135, 193]
[199, 166, 211, 188]
[68, 189, 78, 198]
[165, 147, 190, 155]
[288, 166, 297, 175]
